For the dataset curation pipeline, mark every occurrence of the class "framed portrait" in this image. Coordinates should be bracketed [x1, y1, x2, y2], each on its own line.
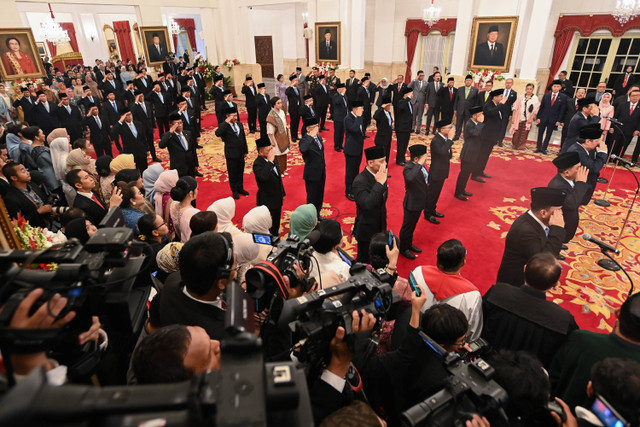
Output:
[315, 22, 341, 64]
[36, 42, 47, 58]
[0, 28, 46, 81]
[140, 26, 172, 66]
[468, 17, 518, 71]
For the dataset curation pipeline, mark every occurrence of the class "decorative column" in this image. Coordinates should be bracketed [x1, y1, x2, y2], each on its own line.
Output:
[449, 0, 475, 76]
[519, 0, 553, 80]
[349, 0, 366, 70]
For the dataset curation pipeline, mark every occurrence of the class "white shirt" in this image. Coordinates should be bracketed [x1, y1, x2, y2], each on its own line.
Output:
[76, 191, 95, 200]
[527, 210, 548, 232]
[309, 251, 351, 286]
[182, 286, 224, 310]
[561, 176, 575, 188]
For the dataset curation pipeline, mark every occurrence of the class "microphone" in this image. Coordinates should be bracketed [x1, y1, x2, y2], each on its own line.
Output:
[582, 234, 620, 255]
[299, 229, 322, 250]
[610, 154, 635, 167]
[602, 116, 623, 125]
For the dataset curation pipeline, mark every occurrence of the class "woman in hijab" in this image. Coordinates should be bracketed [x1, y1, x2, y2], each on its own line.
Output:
[207, 196, 242, 236]
[142, 163, 164, 203]
[243, 205, 274, 261]
[110, 153, 136, 174]
[155, 242, 183, 283]
[375, 78, 392, 108]
[232, 232, 260, 286]
[50, 133, 73, 204]
[66, 148, 94, 173]
[288, 203, 318, 240]
[47, 128, 69, 147]
[154, 169, 179, 234]
[65, 217, 98, 244]
[599, 92, 615, 133]
[84, 74, 102, 100]
[95, 155, 115, 203]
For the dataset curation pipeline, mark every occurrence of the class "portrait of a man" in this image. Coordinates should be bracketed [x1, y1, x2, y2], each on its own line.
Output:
[469, 17, 518, 71]
[0, 29, 45, 80]
[315, 22, 341, 63]
[141, 27, 171, 65]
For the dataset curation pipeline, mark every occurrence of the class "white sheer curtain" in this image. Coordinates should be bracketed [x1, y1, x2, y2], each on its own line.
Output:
[419, 32, 455, 75]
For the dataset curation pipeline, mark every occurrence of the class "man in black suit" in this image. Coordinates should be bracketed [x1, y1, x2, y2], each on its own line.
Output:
[536, 80, 567, 154]
[498, 78, 517, 145]
[110, 108, 149, 173]
[352, 146, 388, 263]
[2, 162, 51, 228]
[399, 144, 428, 259]
[373, 97, 393, 164]
[453, 75, 479, 140]
[425, 119, 454, 224]
[134, 69, 154, 96]
[476, 80, 493, 107]
[357, 77, 373, 135]
[159, 113, 199, 177]
[560, 88, 586, 148]
[425, 72, 442, 135]
[561, 97, 601, 153]
[66, 168, 111, 226]
[319, 29, 337, 60]
[181, 86, 201, 140]
[82, 103, 112, 158]
[395, 87, 414, 166]
[55, 93, 83, 142]
[191, 68, 206, 108]
[391, 74, 406, 117]
[13, 87, 37, 126]
[548, 152, 589, 242]
[286, 75, 303, 141]
[130, 91, 160, 162]
[256, 83, 270, 139]
[215, 106, 248, 199]
[175, 96, 196, 142]
[332, 83, 348, 151]
[428, 66, 440, 82]
[100, 71, 123, 100]
[438, 77, 457, 122]
[79, 85, 100, 114]
[455, 106, 484, 201]
[614, 65, 637, 97]
[344, 100, 365, 201]
[587, 82, 608, 104]
[612, 89, 640, 163]
[473, 89, 504, 181]
[157, 73, 175, 108]
[123, 81, 137, 107]
[148, 81, 171, 136]
[474, 25, 505, 67]
[567, 125, 609, 205]
[345, 70, 359, 106]
[241, 77, 258, 134]
[148, 34, 167, 63]
[162, 55, 174, 75]
[299, 95, 316, 137]
[496, 187, 567, 287]
[558, 71, 575, 98]
[313, 75, 331, 131]
[103, 91, 124, 130]
[299, 117, 326, 216]
[253, 136, 285, 235]
[33, 91, 59, 137]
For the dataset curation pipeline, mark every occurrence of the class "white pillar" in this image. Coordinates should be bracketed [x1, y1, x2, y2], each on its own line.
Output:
[519, 0, 553, 79]
[450, 0, 475, 76]
[372, 0, 395, 65]
[136, 5, 163, 26]
[199, 8, 218, 63]
[349, 0, 366, 70]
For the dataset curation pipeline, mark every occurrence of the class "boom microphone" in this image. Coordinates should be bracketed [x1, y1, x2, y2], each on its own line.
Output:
[610, 154, 635, 167]
[601, 116, 623, 126]
[582, 234, 620, 255]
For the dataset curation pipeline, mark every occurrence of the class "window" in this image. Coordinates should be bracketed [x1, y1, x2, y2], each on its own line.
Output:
[568, 34, 640, 93]
[419, 32, 455, 76]
[175, 29, 192, 55]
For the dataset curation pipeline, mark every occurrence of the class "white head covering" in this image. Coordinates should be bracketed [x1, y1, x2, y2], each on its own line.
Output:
[142, 163, 164, 202]
[207, 197, 241, 235]
[380, 77, 389, 89]
[232, 232, 260, 265]
[242, 206, 272, 234]
[49, 136, 70, 181]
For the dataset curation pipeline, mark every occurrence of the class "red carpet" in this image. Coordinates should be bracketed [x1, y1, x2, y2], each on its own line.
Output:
[150, 102, 640, 333]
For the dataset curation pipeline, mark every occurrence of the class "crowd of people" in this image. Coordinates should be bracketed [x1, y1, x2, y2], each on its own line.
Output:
[0, 52, 639, 427]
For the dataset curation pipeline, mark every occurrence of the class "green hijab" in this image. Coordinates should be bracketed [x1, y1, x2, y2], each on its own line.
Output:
[288, 204, 318, 240]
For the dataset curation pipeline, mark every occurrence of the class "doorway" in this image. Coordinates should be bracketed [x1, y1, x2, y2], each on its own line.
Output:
[254, 36, 274, 78]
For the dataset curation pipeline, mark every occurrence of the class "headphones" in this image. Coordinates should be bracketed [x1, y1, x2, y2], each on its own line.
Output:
[215, 233, 234, 279]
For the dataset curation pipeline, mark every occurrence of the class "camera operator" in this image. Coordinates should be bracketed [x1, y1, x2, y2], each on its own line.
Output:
[131, 324, 221, 385]
[2, 162, 52, 228]
[0, 288, 104, 386]
[150, 231, 235, 340]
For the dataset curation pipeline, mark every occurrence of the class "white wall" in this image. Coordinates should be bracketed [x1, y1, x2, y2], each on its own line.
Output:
[247, 4, 299, 76]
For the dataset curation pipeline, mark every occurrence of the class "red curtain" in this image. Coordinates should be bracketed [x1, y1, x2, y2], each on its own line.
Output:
[546, 14, 640, 90]
[113, 21, 136, 63]
[46, 41, 57, 57]
[404, 18, 457, 81]
[171, 18, 197, 54]
[60, 23, 79, 52]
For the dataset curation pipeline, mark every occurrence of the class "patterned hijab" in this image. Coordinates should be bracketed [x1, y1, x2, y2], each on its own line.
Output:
[156, 242, 183, 273]
[153, 169, 179, 215]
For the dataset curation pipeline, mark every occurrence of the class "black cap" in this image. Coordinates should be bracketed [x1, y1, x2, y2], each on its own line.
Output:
[303, 94, 313, 101]
[181, 86, 191, 93]
[86, 102, 97, 109]
[360, 76, 369, 83]
[104, 70, 112, 75]
[579, 124, 603, 140]
[296, 67, 302, 71]
[223, 89, 232, 95]
[551, 79, 563, 86]
[120, 106, 131, 115]
[21, 87, 30, 93]
[257, 83, 265, 88]
[488, 25, 499, 33]
[58, 93, 68, 99]
[364, 145, 386, 160]
[152, 81, 161, 87]
[351, 100, 364, 108]
[304, 117, 319, 127]
[465, 74, 474, 80]
[176, 96, 187, 104]
[82, 85, 90, 91]
[157, 72, 165, 77]
[225, 105, 238, 115]
[214, 75, 224, 82]
[619, 292, 640, 337]
[336, 82, 345, 88]
[289, 74, 297, 81]
[470, 105, 483, 115]
[552, 152, 581, 170]
[435, 119, 452, 128]
[531, 187, 567, 207]
[126, 80, 133, 85]
[325, 28, 331, 34]
[134, 90, 143, 96]
[381, 96, 392, 105]
[35, 90, 44, 96]
[169, 112, 182, 122]
[490, 88, 504, 98]
[255, 136, 271, 149]
[447, 77, 455, 82]
[409, 144, 427, 158]
[577, 97, 593, 108]
[402, 87, 413, 95]
[245, 76, 252, 81]
[318, 74, 325, 80]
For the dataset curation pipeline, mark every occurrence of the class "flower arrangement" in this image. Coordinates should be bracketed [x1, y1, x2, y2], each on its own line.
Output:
[467, 69, 505, 88]
[11, 213, 64, 271]
[14, 78, 38, 86]
[202, 61, 217, 80]
[223, 58, 240, 70]
[316, 62, 338, 74]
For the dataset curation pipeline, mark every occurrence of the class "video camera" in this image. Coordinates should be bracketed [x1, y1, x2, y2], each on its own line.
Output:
[0, 282, 314, 427]
[0, 226, 151, 354]
[401, 332, 508, 427]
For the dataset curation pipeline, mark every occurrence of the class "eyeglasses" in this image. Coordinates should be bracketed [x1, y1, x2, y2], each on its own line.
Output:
[153, 222, 166, 230]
